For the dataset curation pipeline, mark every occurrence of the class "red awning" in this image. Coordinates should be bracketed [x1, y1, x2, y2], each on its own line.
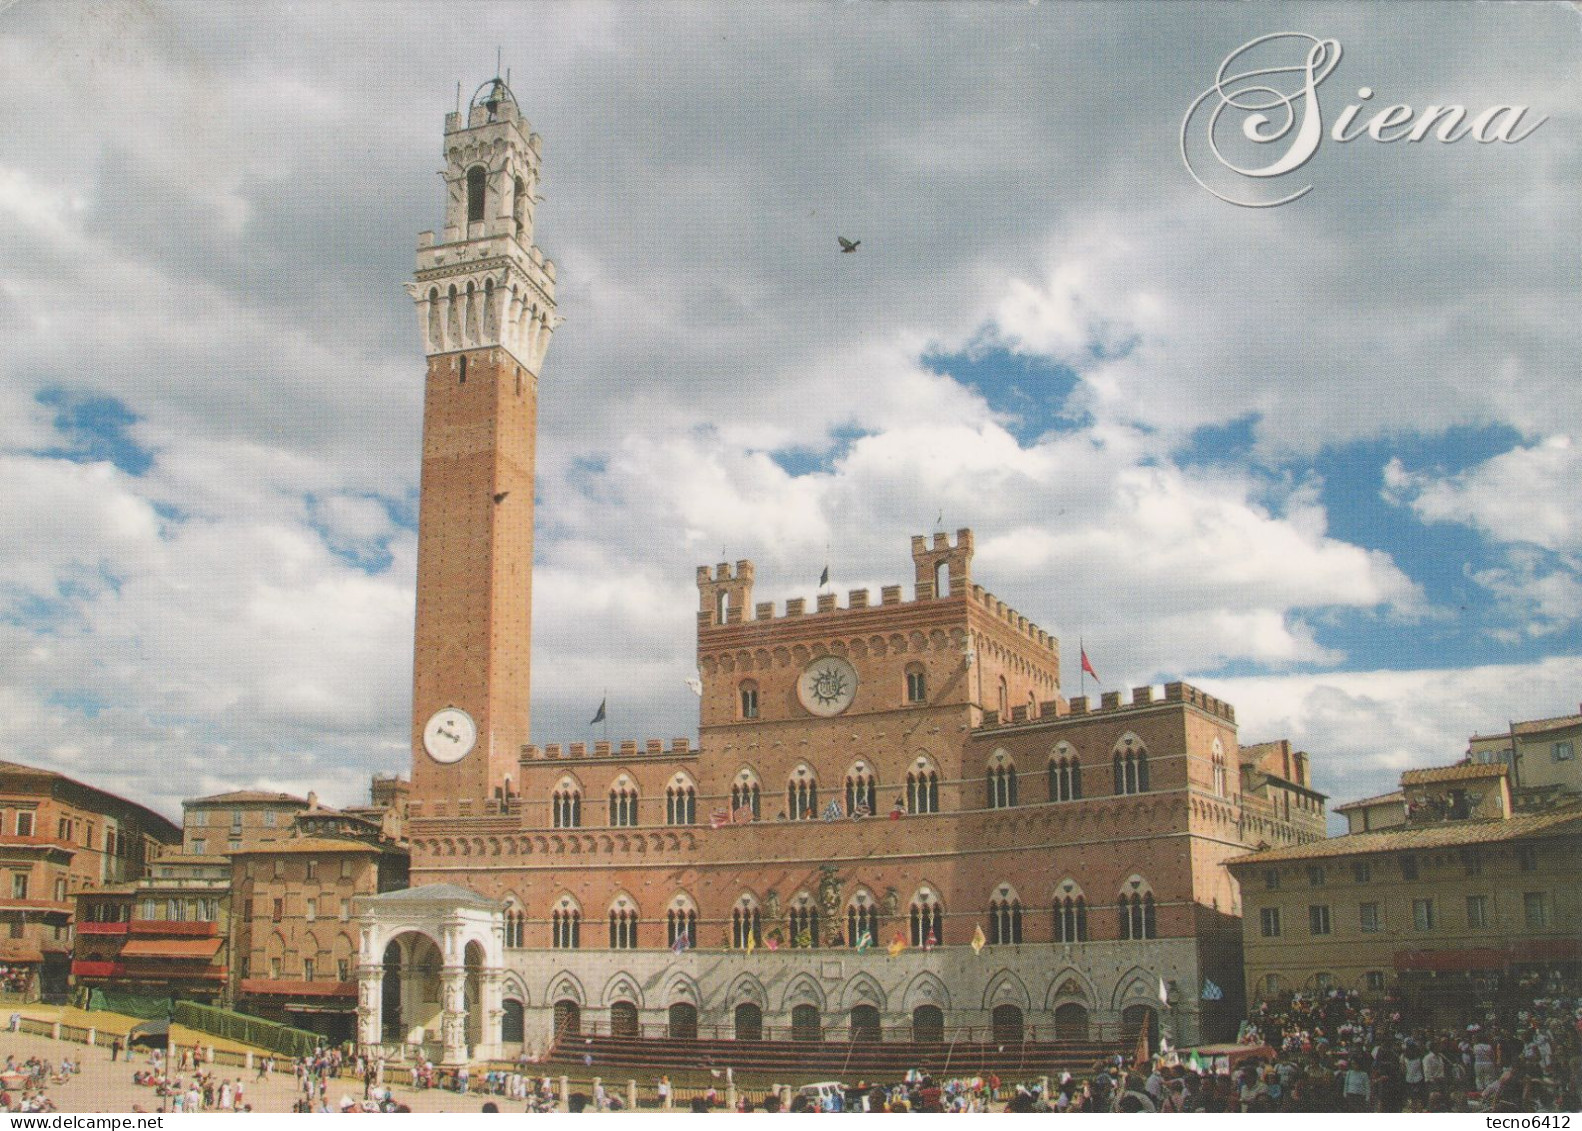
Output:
[1510, 938, 1582, 963]
[1394, 948, 1507, 972]
[120, 937, 223, 960]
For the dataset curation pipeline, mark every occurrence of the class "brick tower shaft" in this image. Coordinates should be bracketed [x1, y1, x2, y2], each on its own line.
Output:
[406, 78, 558, 805]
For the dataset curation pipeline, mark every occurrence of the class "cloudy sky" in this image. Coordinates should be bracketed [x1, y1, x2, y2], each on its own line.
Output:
[0, 1, 1577, 821]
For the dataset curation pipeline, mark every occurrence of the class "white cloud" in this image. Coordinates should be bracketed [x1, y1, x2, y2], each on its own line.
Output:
[1385, 434, 1581, 555]
[1201, 656, 1582, 810]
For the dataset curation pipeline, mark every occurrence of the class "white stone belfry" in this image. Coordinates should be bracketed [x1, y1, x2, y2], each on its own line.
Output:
[355, 884, 504, 1065]
[404, 76, 561, 372]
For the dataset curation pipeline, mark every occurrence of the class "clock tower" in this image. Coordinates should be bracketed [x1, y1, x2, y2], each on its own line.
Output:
[406, 77, 558, 805]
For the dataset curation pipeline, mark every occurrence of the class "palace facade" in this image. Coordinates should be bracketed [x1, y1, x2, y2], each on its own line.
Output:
[352, 77, 1326, 1066]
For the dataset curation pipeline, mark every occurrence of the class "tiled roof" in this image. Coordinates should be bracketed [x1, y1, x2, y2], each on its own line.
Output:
[1470, 713, 1582, 742]
[362, 883, 493, 907]
[1334, 790, 1404, 812]
[185, 790, 307, 806]
[228, 836, 383, 855]
[1400, 762, 1507, 785]
[1513, 713, 1582, 736]
[1227, 805, 1582, 866]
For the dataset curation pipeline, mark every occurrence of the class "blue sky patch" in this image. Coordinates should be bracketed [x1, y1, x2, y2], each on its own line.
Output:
[33, 388, 154, 476]
[767, 424, 872, 478]
[922, 347, 1088, 445]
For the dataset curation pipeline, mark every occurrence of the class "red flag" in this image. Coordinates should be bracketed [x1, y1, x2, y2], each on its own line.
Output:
[1080, 648, 1099, 683]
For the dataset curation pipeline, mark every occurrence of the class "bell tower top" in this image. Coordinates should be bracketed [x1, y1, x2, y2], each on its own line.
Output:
[407, 75, 559, 371]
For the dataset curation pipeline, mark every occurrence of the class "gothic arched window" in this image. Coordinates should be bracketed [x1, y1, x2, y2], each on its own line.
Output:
[466, 165, 487, 224]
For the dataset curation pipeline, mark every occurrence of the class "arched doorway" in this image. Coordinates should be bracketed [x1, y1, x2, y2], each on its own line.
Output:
[553, 999, 581, 1040]
[463, 940, 485, 1051]
[501, 999, 525, 1044]
[381, 932, 443, 1046]
[912, 1004, 944, 1043]
[610, 1000, 639, 1038]
[991, 1003, 1024, 1044]
[381, 941, 404, 1042]
[1053, 1002, 1089, 1040]
[1121, 1005, 1157, 1054]
[791, 1003, 822, 1042]
[668, 1002, 698, 1040]
[734, 1002, 763, 1042]
[849, 1004, 881, 1043]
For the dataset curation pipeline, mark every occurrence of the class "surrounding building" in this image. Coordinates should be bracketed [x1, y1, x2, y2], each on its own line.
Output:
[1468, 708, 1582, 812]
[351, 77, 1326, 1067]
[181, 790, 311, 857]
[1228, 757, 1581, 1023]
[72, 855, 232, 1008]
[0, 760, 179, 998]
[233, 792, 409, 1042]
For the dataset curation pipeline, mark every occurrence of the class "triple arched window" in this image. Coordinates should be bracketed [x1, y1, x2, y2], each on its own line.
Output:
[907, 760, 940, 814]
[731, 895, 761, 949]
[665, 776, 696, 826]
[789, 897, 819, 948]
[787, 767, 818, 821]
[986, 751, 1018, 809]
[552, 782, 582, 829]
[909, 890, 944, 948]
[731, 768, 762, 820]
[1119, 883, 1157, 940]
[609, 901, 638, 949]
[846, 892, 880, 949]
[1054, 885, 1089, 943]
[845, 764, 877, 818]
[551, 897, 581, 949]
[1113, 737, 1150, 795]
[1049, 744, 1083, 802]
[666, 896, 697, 949]
[608, 781, 639, 827]
[988, 888, 1023, 945]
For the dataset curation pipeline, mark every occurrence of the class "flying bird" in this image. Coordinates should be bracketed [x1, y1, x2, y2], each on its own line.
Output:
[838, 236, 860, 253]
[493, 491, 510, 504]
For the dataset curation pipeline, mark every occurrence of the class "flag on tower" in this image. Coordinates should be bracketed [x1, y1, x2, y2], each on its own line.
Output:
[855, 931, 873, 953]
[888, 932, 907, 957]
[708, 809, 730, 829]
[732, 805, 755, 825]
[589, 697, 607, 725]
[822, 799, 843, 821]
[795, 928, 813, 949]
[1201, 979, 1223, 1001]
[1080, 648, 1099, 683]
[819, 564, 830, 588]
[970, 924, 986, 955]
[671, 931, 690, 955]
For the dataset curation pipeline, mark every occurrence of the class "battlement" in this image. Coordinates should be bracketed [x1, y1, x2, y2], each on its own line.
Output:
[968, 586, 1056, 651]
[694, 530, 1053, 652]
[978, 680, 1235, 730]
[522, 737, 694, 761]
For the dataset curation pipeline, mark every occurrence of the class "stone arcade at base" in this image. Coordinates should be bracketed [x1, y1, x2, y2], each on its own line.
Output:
[352, 77, 1326, 1065]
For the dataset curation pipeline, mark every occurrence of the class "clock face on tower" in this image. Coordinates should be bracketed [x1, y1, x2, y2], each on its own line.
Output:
[422, 707, 478, 763]
[797, 655, 858, 717]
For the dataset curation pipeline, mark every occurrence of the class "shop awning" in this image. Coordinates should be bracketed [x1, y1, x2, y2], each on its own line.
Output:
[120, 938, 223, 960]
[1510, 938, 1582, 963]
[0, 940, 43, 964]
[1394, 948, 1507, 972]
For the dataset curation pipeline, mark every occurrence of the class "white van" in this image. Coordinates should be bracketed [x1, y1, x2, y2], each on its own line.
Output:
[797, 1082, 849, 1109]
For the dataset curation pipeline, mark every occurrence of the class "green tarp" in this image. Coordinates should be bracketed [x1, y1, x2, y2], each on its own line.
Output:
[86, 988, 173, 1020]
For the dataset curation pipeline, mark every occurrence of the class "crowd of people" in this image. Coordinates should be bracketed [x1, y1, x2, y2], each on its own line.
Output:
[0, 1052, 74, 1113]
